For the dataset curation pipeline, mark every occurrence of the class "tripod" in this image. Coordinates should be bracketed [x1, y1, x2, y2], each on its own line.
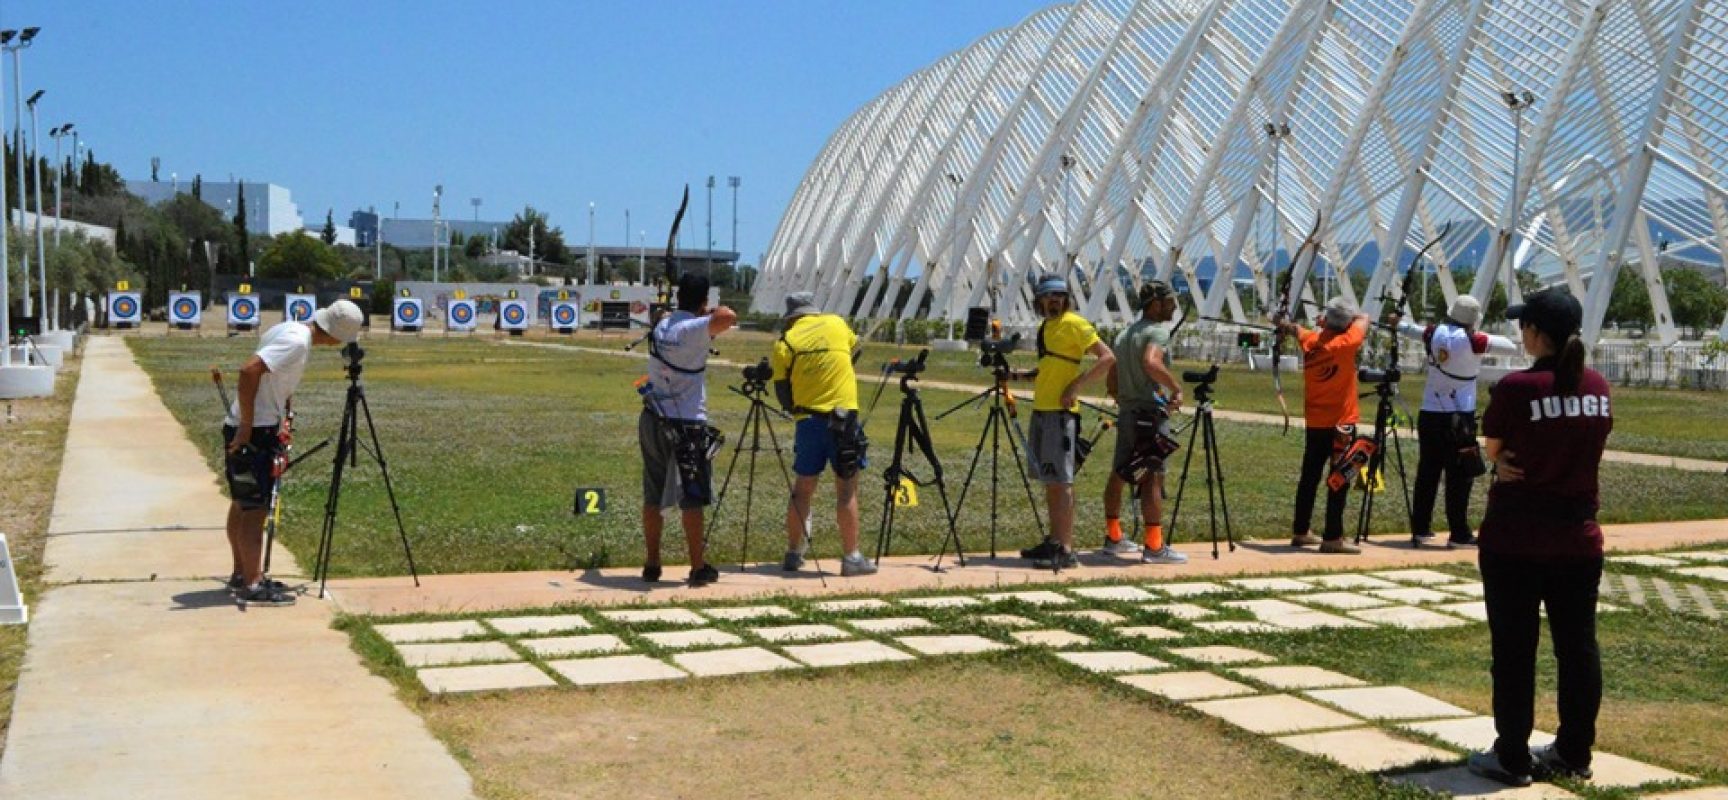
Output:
[1166, 369, 1236, 558]
[873, 351, 965, 571]
[312, 343, 422, 598]
[1353, 372, 1414, 544]
[936, 353, 1045, 558]
[708, 372, 822, 580]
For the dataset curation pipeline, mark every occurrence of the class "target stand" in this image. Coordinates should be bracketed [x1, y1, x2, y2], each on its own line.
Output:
[549, 299, 579, 336]
[167, 291, 202, 333]
[285, 293, 318, 325]
[107, 290, 142, 330]
[226, 289, 261, 333]
[446, 298, 478, 335]
[498, 298, 530, 338]
[391, 296, 424, 335]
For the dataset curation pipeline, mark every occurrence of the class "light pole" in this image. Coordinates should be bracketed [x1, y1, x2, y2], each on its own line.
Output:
[28, 89, 48, 327]
[1265, 122, 1291, 309]
[432, 184, 443, 283]
[705, 175, 715, 274]
[471, 196, 481, 222]
[49, 122, 68, 245]
[728, 176, 741, 259]
[587, 201, 596, 284]
[4, 27, 39, 318]
[375, 207, 383, 280]
[638, 229, 646, 285]
[0, 32, 11, 366]
[1500, 90, 1536, 299]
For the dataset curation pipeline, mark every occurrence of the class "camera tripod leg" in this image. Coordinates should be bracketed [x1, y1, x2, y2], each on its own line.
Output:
[1168, 405, 1206, 557]
[356, 390, 421, 588]
[908, 397, 965, 570]
[949, 401, 996, 557]
[1206, 412, 1236, 552]
[705, 408, 752, 567]
[1005, 411, 1047, 543]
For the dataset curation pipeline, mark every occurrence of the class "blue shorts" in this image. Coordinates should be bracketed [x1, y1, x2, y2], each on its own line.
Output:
[793, 416, 868, 477]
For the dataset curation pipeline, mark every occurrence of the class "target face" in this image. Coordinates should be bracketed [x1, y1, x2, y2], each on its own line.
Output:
[553, 304, 577, 326]
[450, 303, 474, 325]
[231, 298, 258, 321]
[111, 295, 140, 320]
[172, 298, 198, 320]
[287, 299, 314, 321]
[396, 302, 421, 324]
[503, 304, 527, 325]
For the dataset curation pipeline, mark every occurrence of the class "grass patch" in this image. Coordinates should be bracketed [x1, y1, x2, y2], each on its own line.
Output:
[0, 353, 79, 756]
[130, 334, 1728, 578]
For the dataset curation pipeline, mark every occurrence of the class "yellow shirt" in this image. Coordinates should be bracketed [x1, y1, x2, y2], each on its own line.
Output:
[771, 314, 860, 417]
[1033, 311, 1101, 412]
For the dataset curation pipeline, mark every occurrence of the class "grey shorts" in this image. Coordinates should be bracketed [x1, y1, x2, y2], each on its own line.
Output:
[639, 410, 711, 510]
[1027, 410, 1078, 485]
[1112, 406, 1170, 479]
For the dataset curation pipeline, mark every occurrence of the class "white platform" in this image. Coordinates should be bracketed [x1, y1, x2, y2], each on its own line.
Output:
[0, 364, 54, 398]
[36, 330, 75, 351]
[7, 344, 62, 371]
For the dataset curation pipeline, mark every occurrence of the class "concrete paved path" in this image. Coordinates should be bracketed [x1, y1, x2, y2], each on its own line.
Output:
[0, 337, 474, 799]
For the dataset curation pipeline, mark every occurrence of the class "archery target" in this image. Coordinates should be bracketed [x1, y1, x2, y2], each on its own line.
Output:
[168, 291, 202, 326]
[447, 299, 477, 331]
[500, 299, 529, 331]
[550, 300, 579, 331]
[285, 294, 316, 322]
[108, 292, 142, 325]
[227, 294, 260, 327]
[392, 297, 424, 330]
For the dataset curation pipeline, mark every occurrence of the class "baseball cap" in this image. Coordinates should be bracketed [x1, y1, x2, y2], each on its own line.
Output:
[1505, 287, 1582, 343]
[1137, 280, 1175, 309]
[1033, 273, 1069, 297]
[314, 299, 364, 343]
[783, 292, 818, 320]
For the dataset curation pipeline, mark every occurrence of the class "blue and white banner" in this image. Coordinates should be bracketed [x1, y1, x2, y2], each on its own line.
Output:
[108, 291, 142, 325]
[499, 299, 530, 331]
[226, 293, 260, 328]
[392, 297, 424, 330]
[447, 299, 477, 331]
[285, 293, 317, 323]
[168, 291, 202, 327]
[549, 300, 579, 332]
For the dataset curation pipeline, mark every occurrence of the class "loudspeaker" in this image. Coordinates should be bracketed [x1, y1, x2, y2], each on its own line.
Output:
[963, 307, 990, 341]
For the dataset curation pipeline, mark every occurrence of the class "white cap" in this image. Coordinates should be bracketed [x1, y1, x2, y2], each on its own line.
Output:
[314, 299, 364, 343]
[1448, 294, 1482, 328]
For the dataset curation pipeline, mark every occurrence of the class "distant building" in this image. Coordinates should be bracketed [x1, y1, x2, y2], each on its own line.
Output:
[348, 210, 511, 250]
[125, 178, 305, 236]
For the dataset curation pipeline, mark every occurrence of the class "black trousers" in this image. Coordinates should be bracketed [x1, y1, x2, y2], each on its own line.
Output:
[1413, 410, 1477, 540]
[1293, 427, 1348, 540]
[1480, 550, 1603, 772]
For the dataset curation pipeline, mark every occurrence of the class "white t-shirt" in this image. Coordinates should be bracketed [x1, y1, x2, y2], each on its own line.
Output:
[226, 321, 314, 427]
[1399, 320, 1517, 413]
[644, 311, 712, 420]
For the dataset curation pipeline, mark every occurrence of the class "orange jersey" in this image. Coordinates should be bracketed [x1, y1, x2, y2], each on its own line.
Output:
[1295, 320, 1367, 428]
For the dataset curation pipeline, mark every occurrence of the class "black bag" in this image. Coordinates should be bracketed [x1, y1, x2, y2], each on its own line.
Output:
[1450, 413, 1487, 478]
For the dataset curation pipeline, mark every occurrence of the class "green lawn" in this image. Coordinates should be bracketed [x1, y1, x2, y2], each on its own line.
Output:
[132, 334, 1727, 578]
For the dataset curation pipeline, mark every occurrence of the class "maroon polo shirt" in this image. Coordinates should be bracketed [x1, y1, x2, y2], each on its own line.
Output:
[1478, 359, 1612, 558]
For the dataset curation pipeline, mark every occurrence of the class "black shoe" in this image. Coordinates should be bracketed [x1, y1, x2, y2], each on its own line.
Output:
[1448, 533, 1478, 548]
[228, 574, 288, 592]
[1033, 547, 1079, 569]
[1411, 531, 1436, 548]
[1020, 537, 1061, 560]
[1467, 751, 1532, 788]
[687, 564, 719, 587]
[241, 583, 296, 607]
[642, 564, 663, 583]
[1530, 744, 1592, 780]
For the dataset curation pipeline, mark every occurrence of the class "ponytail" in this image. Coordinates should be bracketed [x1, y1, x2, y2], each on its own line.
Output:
[1555, 333, 1586, 395]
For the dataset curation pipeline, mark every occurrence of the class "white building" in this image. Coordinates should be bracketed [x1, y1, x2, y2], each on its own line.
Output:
[125, 178, 305, 236]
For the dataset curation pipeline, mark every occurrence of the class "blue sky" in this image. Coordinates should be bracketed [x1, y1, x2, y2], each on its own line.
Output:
[16, 1, 1051, 264]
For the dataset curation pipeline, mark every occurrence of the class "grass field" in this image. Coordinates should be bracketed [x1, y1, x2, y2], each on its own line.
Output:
[132, 332, 1728, 578]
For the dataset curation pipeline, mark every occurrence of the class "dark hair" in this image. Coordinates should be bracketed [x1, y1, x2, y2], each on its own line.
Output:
[1555, 333, 1586, 395]
[676, 274, 711, 313]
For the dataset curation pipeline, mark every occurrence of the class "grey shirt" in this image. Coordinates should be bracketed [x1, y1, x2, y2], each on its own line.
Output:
[645, 311, 712, 420]
[1113, 319, 1171, 412]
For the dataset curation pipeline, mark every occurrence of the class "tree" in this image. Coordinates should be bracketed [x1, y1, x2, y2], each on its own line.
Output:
[1603, 267, 1652, 331]
[192, 174, 202, 200]
[233, 182, 250, 272]
[1664, 268, 1728, 332]
[465, 233, 487, 259]
[501, 206, 570, 265]
[322, 209, 337, 245]
[258, 230, 345, 282]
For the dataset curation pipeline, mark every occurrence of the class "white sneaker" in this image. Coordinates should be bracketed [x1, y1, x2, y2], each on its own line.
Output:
[1141, 546, 1188, 565]
[840, 554, 878, 577]
[1101, 538, 1142, 555]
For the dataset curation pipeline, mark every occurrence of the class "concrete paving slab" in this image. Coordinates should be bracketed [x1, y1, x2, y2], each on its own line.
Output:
[396, 641, 522, 668]
[1299, 591, 1394, 610]
[1350, 605, 1473, 630]
[1116, 624, 1183, 641]
[519, 634, 629, 658]
[1115, 671, 1258, 701]
[1443, 581, 1488, 598]
[1154, 581, 1233, 597]
[899, 595, 982, 609]
[1275, 727, 1455, 772]
[1306, 573, 1400, 590]
[546, 654, 688, 686]
[846, 616, 936, 633]
[698, 605, 798, 621]
[1669, 551, 1728, 563]
[973, 613, 1039, 627]
[376, 620, 490, 643]
[1228, 577, 1316, 593]
[1231, 666, 1368, 690]
[484, 614, 592, 636]
[980, 590, 1074, 606]
[1224, 598, 1313, 619]
[1676, 566, 1728, 583]
[1437, 600, 1490, 622]
[1611, 555, 1686, 568]
[1645, 788, 1728, 799]
[1368, 586, 1457, 604]
[1189, 694, 1362, 734]
[781, 640, 916, 668]
[1010, 629, 1093, 648]
[671, 647, 802, 677]
[418, 662, 556, 695]
[641, 628, 746, 649]
[1371, 568, 1463, 585]
[1144, 602, 1215, 620]
[1070, 585, 1157, 602]
[1170, 645, 1276, 665]
[1307, 686, 1473, 720]
[749, 623, 852, 642]
[1055, 650, 1170, 674]
[1576, 753, 1696, 789]
[1268, 611, 1375, 630]
[812, 598, 893, 613]
[895, 634, 1010, 656]
[599, 607, 709, 626]
[1052, 609, 1127, 624]
[1194, 621, 1282, 634]
[1400, 716, 1554, 751]
[1395, 766, 1578, 798]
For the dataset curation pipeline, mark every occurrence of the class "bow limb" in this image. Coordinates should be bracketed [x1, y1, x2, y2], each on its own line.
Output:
[661, 185, 691, 294]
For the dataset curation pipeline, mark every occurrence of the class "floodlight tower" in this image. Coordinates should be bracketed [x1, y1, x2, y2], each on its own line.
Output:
[1265, 121, 1291, 306]
[4, 27, 39, 317]
[432, 184, 443, 283]
[27, 88, 48, 325]
[729, 176, 741, 263]
[705, 175, 715, 273]
[1496, 90, 1537, 301]
[49, 122, 70, 244]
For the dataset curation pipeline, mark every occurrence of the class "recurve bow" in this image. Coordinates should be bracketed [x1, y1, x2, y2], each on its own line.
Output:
[1270, 211, 1322, 435]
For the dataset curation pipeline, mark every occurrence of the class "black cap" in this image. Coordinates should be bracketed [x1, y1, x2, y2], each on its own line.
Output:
[1505, 287, 1583, 343]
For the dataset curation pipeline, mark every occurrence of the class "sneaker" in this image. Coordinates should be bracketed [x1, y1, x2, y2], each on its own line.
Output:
[642, 564, 663, 583]
[1142, 546, 1188, 565]
[782, 550, 807, 572]
[1033, 548, 1080, 569]
[687, 564, 719, 587]
[1411, 531, 1436, 547]
[1319, 539, 1361, 554]
[240, 583, 296, 607]
[840, 554, 878, 577]
[1448, 532, 1479, 548]
[1020, 536, 1061, 560]
[1467, 751, 1533, 787]
[228, 574, 288, 592]
[1530, 744, 1592, 780]
[1101, 538, 1142, 556]
[1290, 533, 1323, 548]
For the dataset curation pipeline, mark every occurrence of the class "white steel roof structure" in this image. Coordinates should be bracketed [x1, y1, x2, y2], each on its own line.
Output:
[757, 0, 1728, 343]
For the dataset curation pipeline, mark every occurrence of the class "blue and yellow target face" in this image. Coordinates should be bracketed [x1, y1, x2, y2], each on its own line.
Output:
[553, 304, 577, 326]
[172, 298, 198, 321]
[503, 303, 527, 325]
[288, 300, 314, 321]
[232, 298, 258, 321]
[112, 295, 139, 320]
[451, 303, 474, 325]
[397, 302, 421, 324]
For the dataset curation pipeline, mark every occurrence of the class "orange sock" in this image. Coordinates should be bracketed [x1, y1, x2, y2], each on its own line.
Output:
[1105, 517, 1123, 542]
[1144, 524, 1163, 551]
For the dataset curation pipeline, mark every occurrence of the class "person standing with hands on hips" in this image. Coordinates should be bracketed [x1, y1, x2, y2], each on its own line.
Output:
[1467, 288, 1611, 788]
